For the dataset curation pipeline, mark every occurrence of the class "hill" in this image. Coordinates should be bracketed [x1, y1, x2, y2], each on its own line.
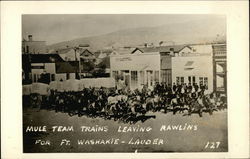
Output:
[47, 17, 226, 51]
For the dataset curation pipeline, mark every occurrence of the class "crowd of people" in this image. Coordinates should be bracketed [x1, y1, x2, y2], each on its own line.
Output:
[23, 82, 227, 124]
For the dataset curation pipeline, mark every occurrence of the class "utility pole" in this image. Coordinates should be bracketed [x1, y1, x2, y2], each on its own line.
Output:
[73, 46, 81, 79]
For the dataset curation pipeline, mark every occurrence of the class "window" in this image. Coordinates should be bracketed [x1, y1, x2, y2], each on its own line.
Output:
[199, 77, 208, 88]
[185, 61, 194, 66]
[180, 77, 184, 84]
[120, 71, 125, 80]
[32, 74, 40, 82]
[188, 76, 191, 84]
[140, 71, 144, 85]
[146, 70, 153, 86]
[192, 76, 196, 85]
[131, 71, 138, 88]
[161, 70, 167, 83]
[176, 77, 180, 85]
[150, 72, 153, 86]
[176, 76, 184, 85]
[66, 73, 70, 80]
[33, 74, 37, 82]
[204, 77, 208, 86]
[155, 71, 160, 83]
[199, 77, 203, 85]
[51, 74, 55, 81]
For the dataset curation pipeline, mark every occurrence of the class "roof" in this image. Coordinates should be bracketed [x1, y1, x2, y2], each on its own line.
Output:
[80, 49, 94, 56]
[22, 54, 64, 63]
[132, 45, 191, 54]
[56, 62, 78, 73]
[95, 49, 113, 54]
[113, 47, 135, 55]
[94, 49, 114, 58]
[55, 48, 74, 54]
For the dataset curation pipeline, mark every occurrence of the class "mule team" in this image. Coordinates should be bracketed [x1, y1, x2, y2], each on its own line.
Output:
[24, 83, 227, 124]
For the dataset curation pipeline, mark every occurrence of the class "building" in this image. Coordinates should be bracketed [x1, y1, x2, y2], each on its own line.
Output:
[22, 54, 79, 84]
[55, 61, 79, 81]
[54, 45, 96, 78]
[22, 54, 64, 83]
[189, 44, 213, 56]
[110, 53, 161, 90]
[94, 56, 111, 77]
[22, 35, 47, 54]
[113, 47, 136, 55]
[131, 45, 193, 86]
[56, 47, 80, 61]
[94, 49, 113, 65]
[171, 55, 214, 93]
[80, 49, 95, 62]
[212, 43, 227, 94]
[132, 45, 193, 56]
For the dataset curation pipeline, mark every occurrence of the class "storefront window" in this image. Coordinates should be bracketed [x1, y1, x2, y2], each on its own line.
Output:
[192, 76, 196, 85]
[204, 77, 208, 86]
[176, 77, 180, 85]
[180, 77, 184, 84]
[161, 70, 166, 83]
[188, 76, 191, 84]
[199, 77, 203, 85]
[120, 71, 125, 80]
[140, 71, 144, 85]
[155, 71, 159, 83]
[146, 70, 153, 86]
[131, 71, 138, 88]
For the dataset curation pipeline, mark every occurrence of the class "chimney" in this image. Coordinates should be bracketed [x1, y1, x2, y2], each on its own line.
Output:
[170, 48, 175, 56]
[28, 35, 33, 41]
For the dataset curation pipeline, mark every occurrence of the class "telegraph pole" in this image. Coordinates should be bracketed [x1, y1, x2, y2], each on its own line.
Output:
[73, 46, 81, 79]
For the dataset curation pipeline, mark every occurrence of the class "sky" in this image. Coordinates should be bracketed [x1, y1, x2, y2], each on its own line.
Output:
[22, 14, 225, 45]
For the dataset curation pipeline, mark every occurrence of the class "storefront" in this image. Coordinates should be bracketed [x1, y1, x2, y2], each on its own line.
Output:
[171, 55, 214, 93]
[110, 53, 161, 90]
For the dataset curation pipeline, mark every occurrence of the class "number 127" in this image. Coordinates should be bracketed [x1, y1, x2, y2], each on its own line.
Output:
[204, 141, 220, 149]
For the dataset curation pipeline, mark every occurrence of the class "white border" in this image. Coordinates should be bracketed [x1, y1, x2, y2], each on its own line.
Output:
[1, 1, 249, 159]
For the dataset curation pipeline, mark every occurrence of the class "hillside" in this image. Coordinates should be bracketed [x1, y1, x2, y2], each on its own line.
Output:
[47, 17, 226, 51]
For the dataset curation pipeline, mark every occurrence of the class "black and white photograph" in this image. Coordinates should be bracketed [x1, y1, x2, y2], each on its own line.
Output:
[1, 1, 249, 158]
[21, 14, 228, 153]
